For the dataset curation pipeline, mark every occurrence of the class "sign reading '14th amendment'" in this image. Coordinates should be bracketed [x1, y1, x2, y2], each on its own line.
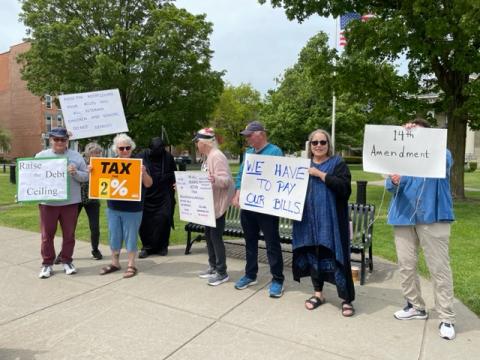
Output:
[16, 157, 69, 202]
[363, 124, 447, 178]
[175, 171, 216, 228]
[59, 89, 128, 140]
[240, 154, 310, 221]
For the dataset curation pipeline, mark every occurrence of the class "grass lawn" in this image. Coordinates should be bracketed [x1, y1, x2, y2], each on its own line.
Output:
[0, 168, 479, 315]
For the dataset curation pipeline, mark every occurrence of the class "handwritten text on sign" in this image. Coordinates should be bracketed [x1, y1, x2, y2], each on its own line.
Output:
[175, 171, 216, 228]
[240, 154, 310, 221]
[89, 157, 142, 201]
[59, 89, 128, 140]
[363, 125, 447, 178]
[17, 157, 69, 202]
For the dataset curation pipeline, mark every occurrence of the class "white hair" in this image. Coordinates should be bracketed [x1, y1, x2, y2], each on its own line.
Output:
[111, 133, 136, 152]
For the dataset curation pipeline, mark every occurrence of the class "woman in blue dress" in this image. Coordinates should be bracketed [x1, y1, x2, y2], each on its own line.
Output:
[292, 129, 355, 316]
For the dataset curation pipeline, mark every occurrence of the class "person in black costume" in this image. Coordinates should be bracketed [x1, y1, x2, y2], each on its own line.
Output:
[138, 137, 177, 258]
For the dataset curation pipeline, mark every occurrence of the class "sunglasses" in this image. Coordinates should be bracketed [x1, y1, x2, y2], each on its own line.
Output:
[310, 140, 328, 146]
[118, 146, 132, 151]
[52, 138, 67, 143]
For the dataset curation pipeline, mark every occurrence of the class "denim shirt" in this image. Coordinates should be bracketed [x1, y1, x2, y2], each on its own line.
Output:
[385, 150, 455, 225]
[235, 143, 283, 190]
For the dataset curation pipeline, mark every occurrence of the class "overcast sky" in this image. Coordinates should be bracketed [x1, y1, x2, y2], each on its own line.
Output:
[0, 0, 334, 95]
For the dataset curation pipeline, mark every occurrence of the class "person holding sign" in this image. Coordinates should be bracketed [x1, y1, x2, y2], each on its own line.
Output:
[232, 121, 285, 298]
[194, 128, 235, 286]
[292, 129, 355, 316]
[385, 118, 456, 340]
[138, 137, 177, 258]
[35, 127, 89, 279]
[100, 134, 152, 278]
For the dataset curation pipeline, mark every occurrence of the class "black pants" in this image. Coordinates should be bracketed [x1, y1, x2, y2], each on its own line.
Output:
[78, 202, 100, 251]
[139, 209, 171, 253]
[241, 210, 284, 283]
[205, 214, 227, 276]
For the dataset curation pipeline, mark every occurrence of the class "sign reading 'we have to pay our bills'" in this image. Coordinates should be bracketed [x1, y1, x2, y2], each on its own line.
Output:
[240, 154, 310, 221]
[59, 89, 128, 140]
[362, 124, 447, 178]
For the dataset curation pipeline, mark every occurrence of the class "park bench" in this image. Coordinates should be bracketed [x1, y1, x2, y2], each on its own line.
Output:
[184, 203, 375, 285]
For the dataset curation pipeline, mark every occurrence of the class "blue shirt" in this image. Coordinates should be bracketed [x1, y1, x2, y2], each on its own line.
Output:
[385, 150, 455, 225]
[235, 143, 283, 190]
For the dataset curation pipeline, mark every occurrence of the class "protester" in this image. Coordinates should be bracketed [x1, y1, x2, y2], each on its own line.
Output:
[138, 137, 177, 258]
[194, 128, 235, 286]
[79, 142, 103, 260]
[386, 118, 456, 340]
[100, 133, 152, 278]
[231, 121, 285, 297]
[35, 127, 89, 278]
[292, 129, 355, 316]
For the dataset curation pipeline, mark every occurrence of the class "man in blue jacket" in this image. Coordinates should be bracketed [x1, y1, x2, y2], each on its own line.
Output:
[385, 118, 456, 340]
[232, 121, 285, 298]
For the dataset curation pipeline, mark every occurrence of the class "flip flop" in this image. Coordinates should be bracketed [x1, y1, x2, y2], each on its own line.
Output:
[342, 301, 355, 317]
[123, 266, 137, 279]
[305, 296, 326, 310]
[100, 264, 120, 275]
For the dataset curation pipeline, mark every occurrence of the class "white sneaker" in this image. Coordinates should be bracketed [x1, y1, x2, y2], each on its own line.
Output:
[439, 322, 456, 340]
[198, 267, 216, 279]
[63, 263, 77, 275]
[39, 266, 53, 279]
[208, 273, 229, 286]
[394, 303, 428, 320]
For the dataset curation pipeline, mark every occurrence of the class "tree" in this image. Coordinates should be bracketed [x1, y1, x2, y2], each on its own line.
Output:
[19, 0, 224, 147]
[210, 84, 263, 160]
[263, 0, 480, 198]
[0, 127, 11, 153]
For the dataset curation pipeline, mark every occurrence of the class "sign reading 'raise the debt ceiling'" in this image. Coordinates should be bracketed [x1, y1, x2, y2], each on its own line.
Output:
[362, 124, 447, 178]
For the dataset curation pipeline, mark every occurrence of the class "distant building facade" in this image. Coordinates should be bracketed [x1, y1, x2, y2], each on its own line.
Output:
[0, 42, 64, 160]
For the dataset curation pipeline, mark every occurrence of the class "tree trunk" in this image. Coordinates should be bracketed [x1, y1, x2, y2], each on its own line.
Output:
[447, 109, 467, 199]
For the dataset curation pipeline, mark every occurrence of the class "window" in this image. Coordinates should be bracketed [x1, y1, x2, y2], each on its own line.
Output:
[45, 95, 52, 109]
[45, 115, 52, 132]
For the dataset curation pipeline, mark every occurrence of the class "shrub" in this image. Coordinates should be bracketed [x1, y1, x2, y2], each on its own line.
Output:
[469, 161, 477, 172]
[343, 156, 362, 164]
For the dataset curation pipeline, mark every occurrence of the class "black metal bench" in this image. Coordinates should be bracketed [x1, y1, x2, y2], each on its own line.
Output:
[184, 203, 375, 285]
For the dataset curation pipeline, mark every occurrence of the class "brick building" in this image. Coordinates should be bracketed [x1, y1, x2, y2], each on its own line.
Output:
[0, 42, 64, 160]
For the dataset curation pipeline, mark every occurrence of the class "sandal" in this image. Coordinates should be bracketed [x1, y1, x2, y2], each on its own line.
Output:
[305, 296, 326, 310]
[100, 264, 120, 275]
[341, 301, 355, 317]
[123, 266, 137, 279]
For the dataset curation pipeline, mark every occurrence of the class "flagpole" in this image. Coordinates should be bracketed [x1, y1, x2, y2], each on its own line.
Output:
[331, 16, 338, 154]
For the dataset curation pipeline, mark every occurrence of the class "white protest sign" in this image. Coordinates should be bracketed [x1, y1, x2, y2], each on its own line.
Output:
[175, 171, 216, 227]
[239, 154, 310, 221]
[59, 89, 128, 139]
[16, 157, 69, 202]
[363, 124, 447, 178]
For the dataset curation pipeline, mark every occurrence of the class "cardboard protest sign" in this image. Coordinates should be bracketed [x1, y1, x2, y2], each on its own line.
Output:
[363, 125, 447, 178]
[89, 157, 142, 201]
[239, 154, 310, 221]
[175, 171, 216, 227]
[59, 89, 128, 140]
[16, 157, 69, 202]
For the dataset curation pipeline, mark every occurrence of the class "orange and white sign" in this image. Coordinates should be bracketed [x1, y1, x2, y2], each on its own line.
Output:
[89, 157, 142, 201]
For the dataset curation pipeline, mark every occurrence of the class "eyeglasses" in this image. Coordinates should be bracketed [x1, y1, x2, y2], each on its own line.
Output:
[52, 138, 67, 143]
[310, 140, 328, 146]
[118, 146, 131, 151]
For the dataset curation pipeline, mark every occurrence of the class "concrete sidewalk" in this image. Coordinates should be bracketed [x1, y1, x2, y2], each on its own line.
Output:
[0, 226, 478, 360]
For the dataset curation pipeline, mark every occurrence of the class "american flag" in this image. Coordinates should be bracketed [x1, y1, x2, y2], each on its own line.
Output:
[339, 12, 374, 47]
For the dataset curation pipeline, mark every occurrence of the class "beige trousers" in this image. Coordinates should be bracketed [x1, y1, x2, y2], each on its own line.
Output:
[394, 223, 455, 323]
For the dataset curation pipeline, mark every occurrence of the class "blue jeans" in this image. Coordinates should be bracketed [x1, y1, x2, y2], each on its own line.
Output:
[107, 208, 142, 252]
[240, 210, 284, 283]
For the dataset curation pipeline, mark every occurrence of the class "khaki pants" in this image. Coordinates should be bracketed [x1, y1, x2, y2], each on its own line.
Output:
[394, 223, 455, 323]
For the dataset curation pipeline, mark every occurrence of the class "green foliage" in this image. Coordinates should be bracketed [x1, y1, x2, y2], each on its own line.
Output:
[343, 156, 362, 164]
[0, 127, 11, 153]
[19, 0, 224, 147]
[262, 0, 480, 198]
[210, 84, 263, 158]
[469, 162, 477, 172]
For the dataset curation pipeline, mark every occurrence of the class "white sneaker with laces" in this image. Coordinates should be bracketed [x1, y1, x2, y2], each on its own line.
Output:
[198, 267, 216, 279]
[39, 266, 53, 279]
[63, 263, 77, 275]
[394, 303, 428, 320]
[439, 322, 456, 340]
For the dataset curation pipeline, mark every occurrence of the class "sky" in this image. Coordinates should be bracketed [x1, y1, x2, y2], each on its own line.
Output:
[0, 0, 334, 95]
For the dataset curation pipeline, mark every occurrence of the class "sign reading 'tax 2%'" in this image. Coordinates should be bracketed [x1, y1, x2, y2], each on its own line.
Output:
[89, 157, 143, 201]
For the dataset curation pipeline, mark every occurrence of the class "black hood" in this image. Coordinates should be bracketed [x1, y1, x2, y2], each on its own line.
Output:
[149, 137, 166, 157]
